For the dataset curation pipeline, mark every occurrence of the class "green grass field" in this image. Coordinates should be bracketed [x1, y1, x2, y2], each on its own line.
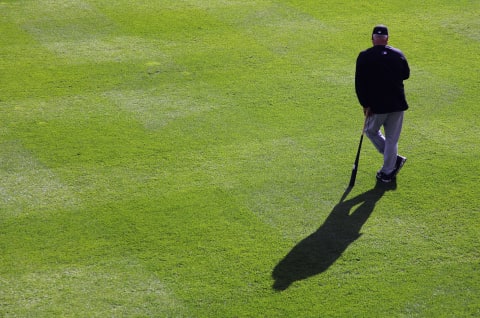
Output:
[1, 0, 479, 316]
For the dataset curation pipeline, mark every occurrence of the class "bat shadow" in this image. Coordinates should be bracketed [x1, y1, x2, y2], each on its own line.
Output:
[272, 180, 396, 291]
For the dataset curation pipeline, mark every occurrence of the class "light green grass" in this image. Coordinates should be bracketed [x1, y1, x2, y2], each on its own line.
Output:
[1, 0, 479, 317]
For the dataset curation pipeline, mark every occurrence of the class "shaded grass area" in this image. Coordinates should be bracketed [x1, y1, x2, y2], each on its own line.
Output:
[1, 0, 479, 316]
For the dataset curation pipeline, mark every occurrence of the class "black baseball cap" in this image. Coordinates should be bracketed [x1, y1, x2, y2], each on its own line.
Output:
[372, 25, 388, 36]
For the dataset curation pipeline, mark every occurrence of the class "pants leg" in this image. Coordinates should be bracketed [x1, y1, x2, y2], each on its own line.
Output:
[383, 111, 404, 174]
[365, 114, 386, 154]
[365, 111, 404, 175]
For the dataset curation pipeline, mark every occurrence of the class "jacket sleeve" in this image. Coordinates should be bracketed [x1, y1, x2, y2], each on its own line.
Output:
[355, 53, 368, 107]
[401, 55, 410, 80]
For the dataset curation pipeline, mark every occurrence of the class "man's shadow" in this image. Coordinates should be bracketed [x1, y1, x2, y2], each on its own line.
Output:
[272, 180, 396, 291]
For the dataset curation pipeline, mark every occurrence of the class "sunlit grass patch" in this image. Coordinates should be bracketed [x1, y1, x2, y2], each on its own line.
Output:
[0, 258, 182, 317]
[44, 37, 171, 63]
[0, 141, 79, 217]
[104, 88, 221, 130]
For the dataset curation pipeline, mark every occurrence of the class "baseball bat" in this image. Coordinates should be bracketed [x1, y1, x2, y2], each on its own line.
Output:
[349, 116, 367, 187]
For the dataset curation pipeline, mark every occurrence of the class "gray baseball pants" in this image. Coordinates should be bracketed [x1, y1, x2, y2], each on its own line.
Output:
[364, 111, 404, 175]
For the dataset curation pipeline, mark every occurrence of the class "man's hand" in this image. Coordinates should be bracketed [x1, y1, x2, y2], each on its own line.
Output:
[363, 107, 373, 117]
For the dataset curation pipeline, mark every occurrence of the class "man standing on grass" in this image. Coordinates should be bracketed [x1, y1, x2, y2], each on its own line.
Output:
[355, 24, 409, 183]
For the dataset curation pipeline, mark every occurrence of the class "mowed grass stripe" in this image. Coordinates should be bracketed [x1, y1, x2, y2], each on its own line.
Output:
[12, 0, 117, 42]
[0, 141, 80, 217]
[1, 258, 184, 316]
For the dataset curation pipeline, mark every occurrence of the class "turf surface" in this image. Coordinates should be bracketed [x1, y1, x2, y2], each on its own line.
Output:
[1, 0, 479, 316]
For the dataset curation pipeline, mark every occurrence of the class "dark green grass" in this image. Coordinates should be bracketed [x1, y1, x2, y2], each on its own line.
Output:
[1, 0, 479, 316]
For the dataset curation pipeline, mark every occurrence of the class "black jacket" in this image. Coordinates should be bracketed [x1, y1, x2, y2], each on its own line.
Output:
[355, 45, 410, 114]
